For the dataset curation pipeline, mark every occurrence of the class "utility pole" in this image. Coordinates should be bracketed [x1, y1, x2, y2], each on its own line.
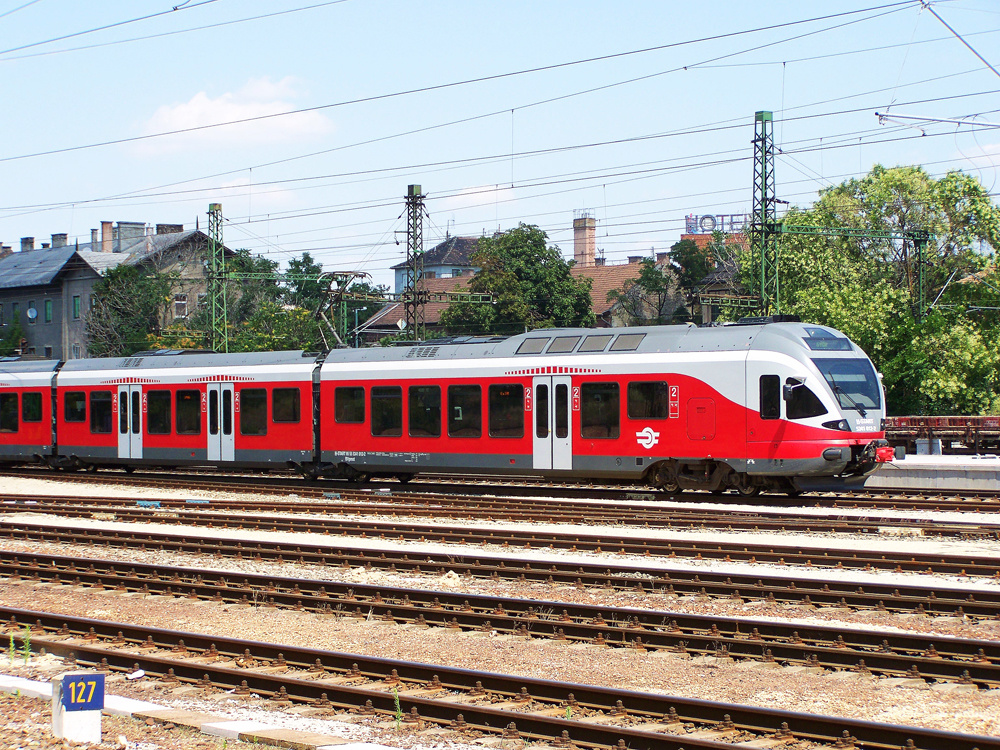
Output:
[207, 203, 228, 353]
[750, 110, 779, 314]
[402, 184, 427, 341]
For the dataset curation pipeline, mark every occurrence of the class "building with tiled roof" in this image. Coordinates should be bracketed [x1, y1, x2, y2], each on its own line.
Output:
[391, 235, 481, 293]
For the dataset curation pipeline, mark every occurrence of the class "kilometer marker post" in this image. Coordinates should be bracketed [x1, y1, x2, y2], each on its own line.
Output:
[52, 671, 104, 743]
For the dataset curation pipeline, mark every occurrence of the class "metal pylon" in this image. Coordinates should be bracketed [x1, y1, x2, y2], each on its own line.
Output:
[750, 111, 779, 314]
[207, 203, 228, 353]
[402, 184, 426, 340]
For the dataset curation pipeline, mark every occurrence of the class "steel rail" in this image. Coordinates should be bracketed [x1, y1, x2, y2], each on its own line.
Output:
[3, 498, 997, 578]
[3, 607, 997, 750]
[5, 492, 1000, 539]
[5, 467, 1000, 513]
[4, 548, 997, 687]
[1, 522, 995, 619]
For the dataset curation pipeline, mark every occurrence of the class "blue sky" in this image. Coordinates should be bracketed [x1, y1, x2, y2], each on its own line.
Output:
[0, 0, 997, 289]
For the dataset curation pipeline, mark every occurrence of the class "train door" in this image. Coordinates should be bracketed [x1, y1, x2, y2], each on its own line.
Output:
[117, 385, 143, 460]
[532, 375, 572, 471]
[206, 383, 235, 462]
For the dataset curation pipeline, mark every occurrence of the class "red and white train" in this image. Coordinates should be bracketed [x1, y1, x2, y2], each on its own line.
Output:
[0, 317, 892, 494]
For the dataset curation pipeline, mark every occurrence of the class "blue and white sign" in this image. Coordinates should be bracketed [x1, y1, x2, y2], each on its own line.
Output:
[61, 674, 104, 712]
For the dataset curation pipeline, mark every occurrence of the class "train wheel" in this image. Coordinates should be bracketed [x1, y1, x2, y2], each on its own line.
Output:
[124, 466, 135, 474]
[736, 484, 760, 497]
[396, 474, 414, 484]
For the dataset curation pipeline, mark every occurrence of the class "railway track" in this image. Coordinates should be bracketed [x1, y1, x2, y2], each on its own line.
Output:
[2, 521, 996, 618]
[6, 466, 1000, 513]
[4, 496, 999, 578]
[4, 607, 997, 750]
[4, 548, 998, 687]
[5, 490, 1000, 539]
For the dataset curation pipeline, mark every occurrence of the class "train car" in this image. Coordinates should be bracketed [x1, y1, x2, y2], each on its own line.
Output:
[0, 358, 59, 464]
[317, 318, 890, 494]
[52, 350, 318, 471]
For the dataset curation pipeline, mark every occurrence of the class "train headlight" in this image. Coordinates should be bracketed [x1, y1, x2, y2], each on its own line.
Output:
[822, 419, 851, 431]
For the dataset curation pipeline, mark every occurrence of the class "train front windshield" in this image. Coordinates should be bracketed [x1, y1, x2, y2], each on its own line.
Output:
[811, 358, 881, 411]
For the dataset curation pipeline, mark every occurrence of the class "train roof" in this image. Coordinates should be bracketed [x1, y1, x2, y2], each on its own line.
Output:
[0, 358, 61, 375]
[59, 349, 318, 372]
[320, 319, 864, 365]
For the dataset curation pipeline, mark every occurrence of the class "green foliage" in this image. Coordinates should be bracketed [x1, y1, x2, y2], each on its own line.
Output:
[0, 321, 24, 356]
[606, 258, 681, 326]
[228, 302, 323, 352]
[284, 252, 327, 312]
[440, 224, 594, 335]
[87, 264, 176, 357]
[667, 238, 714, 291]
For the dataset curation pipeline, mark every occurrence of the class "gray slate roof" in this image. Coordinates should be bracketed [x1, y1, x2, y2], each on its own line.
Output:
[0, 230, 206, 290]
[391, 236, 480, 270]
[0, 246, 78, 290]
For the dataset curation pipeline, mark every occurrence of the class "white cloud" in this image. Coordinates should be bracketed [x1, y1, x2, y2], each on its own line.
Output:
[134, 76, 332, 155]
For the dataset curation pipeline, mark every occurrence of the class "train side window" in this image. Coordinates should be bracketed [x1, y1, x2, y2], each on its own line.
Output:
[335, 387, 365, 423]
[222, 390, 232, 436]
[64, 391, 86, 422]
[488, 384, 524, 438]
[22, 392, 42, 423]
[273, 388, 301, 423]
[579, 334, 612, 352]
[515, 338, 548, 355]
[447, 385, 481, 438]
[409, 385, 441, 437]
[535, 384, 549, 438]
[371, 386, 402, 437]
[0, 393, 18, 433]
[176, 389, 202, 435]
[627, 381, 668, 419]
[147, 390, 172, 435]
[759, 375, 780, 420]
[239, 388, 267, 436]
[785, 378, 828, 420]
[581, 383, 620, 439]
[546, 336, 580, 354]
[209, 390, 219, 435]
[89, 391, 113, 434]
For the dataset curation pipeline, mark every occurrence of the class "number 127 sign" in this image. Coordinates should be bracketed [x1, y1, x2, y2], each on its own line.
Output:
[62, 674, 104, 712]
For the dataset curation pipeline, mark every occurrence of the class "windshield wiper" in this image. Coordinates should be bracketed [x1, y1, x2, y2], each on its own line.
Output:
[828, 373, 867, 418]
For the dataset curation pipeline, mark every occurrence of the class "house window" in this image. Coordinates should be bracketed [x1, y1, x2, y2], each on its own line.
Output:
[452, 269, 463, 277]
[44, 346, 52, 358]
[423, 271, 436, 279]
[197, 293, 207, 309]
[72, 296, 81, 320]
[173, 294, 188, 319]
[12, 302, 19, 320]
[71, 344, 81, 359]
[44, 299, 52, 323]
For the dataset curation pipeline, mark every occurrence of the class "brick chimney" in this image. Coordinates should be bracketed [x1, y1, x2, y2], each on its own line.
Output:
[573, 212, 596, 267]
[656, 252, 668, 263]
[91, 229, 99, 247]
[628, 256, 643, 264]
[101, 221, 113, 253]
[52, 233, 68, 248]
[156, 223, 184, 235]
[20, 237, 34, 252]
[0, 244, 11, 260]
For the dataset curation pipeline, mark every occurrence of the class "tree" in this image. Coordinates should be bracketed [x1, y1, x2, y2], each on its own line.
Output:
[606, 258, 680, 326]
[0, 322, 24, 356]
[440, 224, 594, 335]
[284, 252, 327, 312]
[86, 264, 176, 357]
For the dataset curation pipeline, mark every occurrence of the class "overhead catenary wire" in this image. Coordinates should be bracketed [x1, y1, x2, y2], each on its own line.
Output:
[0, 1, 919, 165]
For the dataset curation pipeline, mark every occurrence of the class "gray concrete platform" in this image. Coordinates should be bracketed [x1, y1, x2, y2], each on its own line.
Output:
[863, 455, 1000, 492]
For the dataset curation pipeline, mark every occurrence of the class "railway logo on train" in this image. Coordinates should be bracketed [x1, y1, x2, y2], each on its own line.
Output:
[0, 316, 893, 495]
